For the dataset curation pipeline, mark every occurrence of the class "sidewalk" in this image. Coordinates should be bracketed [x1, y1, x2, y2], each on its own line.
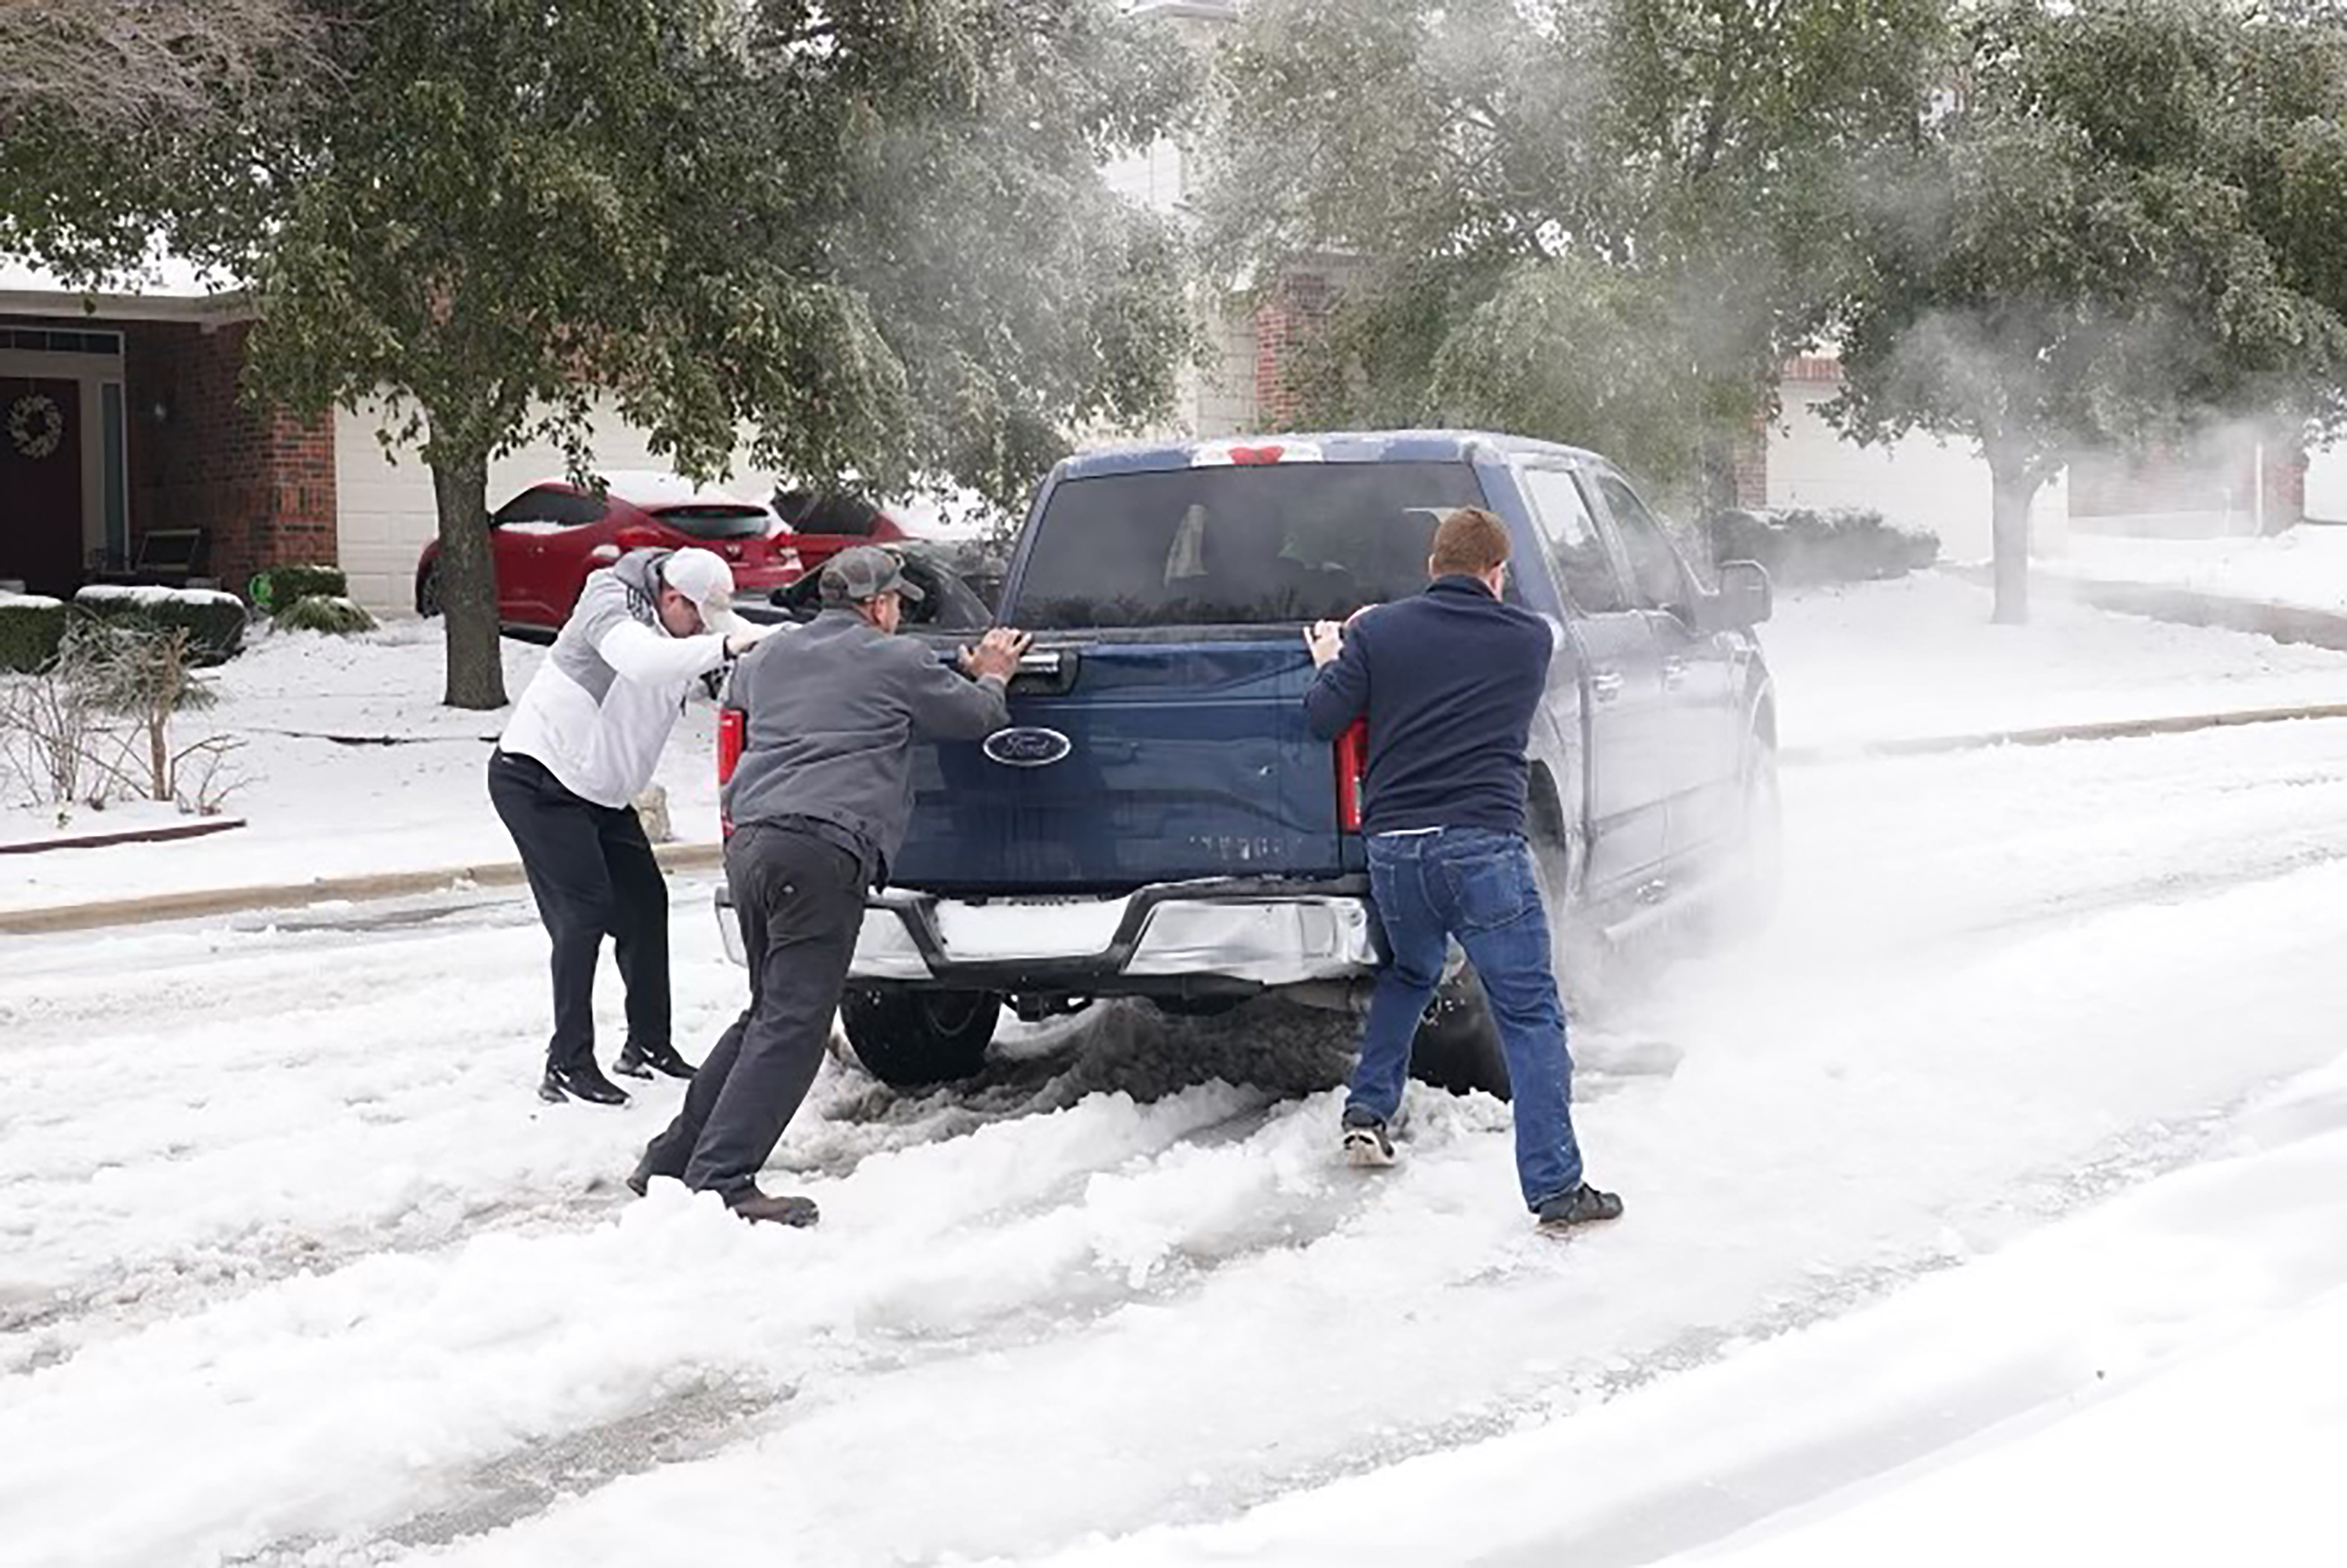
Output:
[2051, 527, 2347, 623]
[0, 841, 723, 936]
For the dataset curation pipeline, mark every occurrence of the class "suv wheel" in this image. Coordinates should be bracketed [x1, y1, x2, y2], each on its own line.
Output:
[840, 987, 1000, 1087]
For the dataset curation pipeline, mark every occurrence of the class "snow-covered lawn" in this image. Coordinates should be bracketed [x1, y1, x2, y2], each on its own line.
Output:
[2053, 523, 2347, 617]
[0, 620, 723, 913]
[1764, 571, 2347, 751]
[7, 575, 2347, 914]
[6, 684, 2347, 1565]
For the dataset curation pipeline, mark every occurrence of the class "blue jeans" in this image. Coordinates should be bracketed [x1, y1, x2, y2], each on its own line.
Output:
[1350, 827, 1582, 1208]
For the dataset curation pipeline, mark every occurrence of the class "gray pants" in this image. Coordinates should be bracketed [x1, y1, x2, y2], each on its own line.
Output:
[639, 821, 864, 1196]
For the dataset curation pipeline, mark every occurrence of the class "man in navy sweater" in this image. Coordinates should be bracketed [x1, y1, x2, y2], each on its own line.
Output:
[1304, 507, 1622, 1231]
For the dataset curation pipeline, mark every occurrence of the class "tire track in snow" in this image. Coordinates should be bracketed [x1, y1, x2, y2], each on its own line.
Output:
[0, 1074, 1457, 1568]
[0, 971, 1350, 1377]
[362, 856, 2347, 1567]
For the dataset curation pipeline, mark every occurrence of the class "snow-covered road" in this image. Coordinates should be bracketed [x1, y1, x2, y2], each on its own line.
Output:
[8, 712, 2347, 1566]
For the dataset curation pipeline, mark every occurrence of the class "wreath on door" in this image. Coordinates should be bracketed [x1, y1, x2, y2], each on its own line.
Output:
[7, 393, 64, 461]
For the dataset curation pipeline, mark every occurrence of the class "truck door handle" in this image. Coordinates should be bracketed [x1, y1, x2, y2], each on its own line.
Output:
[1661, 658, 1689, 689]
[1591, 670, 1625, 702]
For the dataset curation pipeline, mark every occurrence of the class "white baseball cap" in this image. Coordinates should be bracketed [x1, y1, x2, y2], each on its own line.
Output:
[659, 547, 744, 636]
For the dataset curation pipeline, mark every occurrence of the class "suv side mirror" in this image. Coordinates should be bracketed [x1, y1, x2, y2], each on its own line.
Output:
[1696, 560, 1773, 632]
[615, 524, 664, 551]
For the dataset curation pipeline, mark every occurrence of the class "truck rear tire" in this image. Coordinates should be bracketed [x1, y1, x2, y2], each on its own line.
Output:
[1410, 967, 1512, 1099]
[1405, 835, 1583, 1102]
[840, 987, 1000, 1087]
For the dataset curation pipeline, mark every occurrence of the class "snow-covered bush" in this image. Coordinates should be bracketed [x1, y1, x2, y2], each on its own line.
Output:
[73, 583, 247, 664]
[63, 617, 244, 810]
[250, 564, 349, 613]
[0, 650, 100, 812]
[273, 594, 377, 635]
[1703, 507, 1939, 589]
[0, 590, 67, 673]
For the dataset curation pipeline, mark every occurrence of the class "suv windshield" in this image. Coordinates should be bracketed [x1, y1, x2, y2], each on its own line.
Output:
[652, 505, 771, 541]
[1010, 461, 1490, 630]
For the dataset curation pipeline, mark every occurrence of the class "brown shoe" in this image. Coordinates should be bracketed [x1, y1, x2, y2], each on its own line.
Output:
[725, 1186, 820, 1227]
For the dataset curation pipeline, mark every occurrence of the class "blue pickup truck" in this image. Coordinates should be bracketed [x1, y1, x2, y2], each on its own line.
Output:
[723, 431, 1777, 1096]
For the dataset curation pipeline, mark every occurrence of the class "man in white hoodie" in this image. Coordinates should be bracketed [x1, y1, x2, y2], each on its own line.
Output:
[490, 546, 772, 1106]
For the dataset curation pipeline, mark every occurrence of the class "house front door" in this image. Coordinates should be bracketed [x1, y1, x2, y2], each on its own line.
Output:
[1, 378, 84, 597]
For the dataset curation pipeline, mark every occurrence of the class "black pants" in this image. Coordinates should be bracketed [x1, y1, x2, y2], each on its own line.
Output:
[639, 821, 864, 1196]
[487, 749, 671, 1070]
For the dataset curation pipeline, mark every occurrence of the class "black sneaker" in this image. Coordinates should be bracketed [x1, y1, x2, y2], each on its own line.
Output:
[614, 1040, 697, 1080]
[725, 1186, 820, 1227]
[1535, 1182, 1624, 1231]
[540, 1059, 631, 1107]
[1340, 1105, 1396, 1168]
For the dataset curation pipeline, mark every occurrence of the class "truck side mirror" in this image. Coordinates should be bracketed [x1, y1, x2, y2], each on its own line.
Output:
[1696, 560, 1773, 632]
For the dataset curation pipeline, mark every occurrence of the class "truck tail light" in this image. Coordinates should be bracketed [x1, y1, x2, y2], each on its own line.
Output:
[1335, 718, 1367, 833]
[717, 706, 746, 834]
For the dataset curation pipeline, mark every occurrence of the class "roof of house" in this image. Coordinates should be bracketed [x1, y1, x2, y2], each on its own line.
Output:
[0, 252, 250, 323]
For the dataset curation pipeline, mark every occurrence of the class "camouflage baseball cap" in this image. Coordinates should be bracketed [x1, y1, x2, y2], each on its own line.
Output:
[819, 544, 925, 604]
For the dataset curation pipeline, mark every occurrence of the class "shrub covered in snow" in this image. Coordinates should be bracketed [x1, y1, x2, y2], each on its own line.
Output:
[72, 584, 247, 665]
[0, 590, 67, 673]
[273, 594, 377, 635]
[1704, 506, 1939, 589]
[249, 564, 350, 614]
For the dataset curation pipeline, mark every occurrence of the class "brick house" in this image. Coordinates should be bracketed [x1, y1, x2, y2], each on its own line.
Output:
[1, 270, 336, 603]
[0, 264, 803, 617]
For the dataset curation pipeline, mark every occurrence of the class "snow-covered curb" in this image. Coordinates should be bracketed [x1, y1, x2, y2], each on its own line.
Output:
[0, 840, 720, 935]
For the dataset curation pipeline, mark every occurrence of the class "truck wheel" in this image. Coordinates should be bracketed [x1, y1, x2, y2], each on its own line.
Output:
[840, 987, 1000, 1087]
[1410, 967, 1511, 1100]
[1405, 833, 1589, 1102]
[415, 562, 442, 617]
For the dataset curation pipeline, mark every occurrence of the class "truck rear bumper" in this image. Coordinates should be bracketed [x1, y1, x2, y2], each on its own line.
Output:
[715, 877, 1377, 992]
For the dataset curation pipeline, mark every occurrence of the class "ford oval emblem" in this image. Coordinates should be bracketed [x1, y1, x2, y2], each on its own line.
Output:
[983, 727, 1073, 768]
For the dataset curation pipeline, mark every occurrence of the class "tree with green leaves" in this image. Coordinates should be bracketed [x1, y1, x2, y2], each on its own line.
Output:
[1828, 0, 2347, 623]
[4, 1, 1195, 707]
[1198, 0, 1941, 506]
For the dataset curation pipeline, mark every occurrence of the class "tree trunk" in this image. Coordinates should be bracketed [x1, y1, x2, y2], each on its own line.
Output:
[1988, 452, 2040, 626]
[148, 708, 170, 801]
[431, 449, 506, 710]
[1697, 425, 1738, 519]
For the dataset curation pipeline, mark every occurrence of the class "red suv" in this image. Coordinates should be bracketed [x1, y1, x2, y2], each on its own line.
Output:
[415, 470, 905, 638]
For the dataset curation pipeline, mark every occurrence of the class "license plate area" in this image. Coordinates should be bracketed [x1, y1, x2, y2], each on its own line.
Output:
[931, 897, 1131, 960]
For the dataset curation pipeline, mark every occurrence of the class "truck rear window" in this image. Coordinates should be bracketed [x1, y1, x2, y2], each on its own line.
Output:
[1010, 461, 1490, 629]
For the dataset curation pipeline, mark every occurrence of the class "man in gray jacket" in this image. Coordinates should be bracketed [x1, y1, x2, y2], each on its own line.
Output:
[631, 546, 1031, 1224]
